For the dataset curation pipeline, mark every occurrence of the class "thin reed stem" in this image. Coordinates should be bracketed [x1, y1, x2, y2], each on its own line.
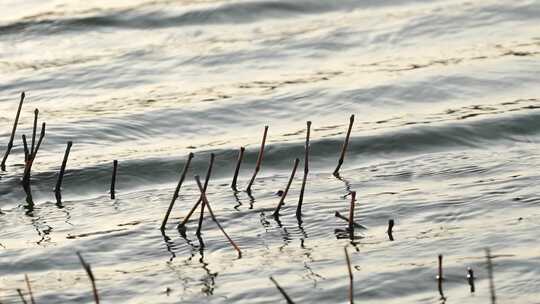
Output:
[344, 246, 354, 304]
[22, 135, 29, 162]
[30, 109, 38, 156]
[194, 175, 242, 258]
[296, 121, 311, 218]
[1, 92, 25, 171]
[486, 248, 496, 304]
[246, 126, 269, 193]
[467, 267, 475, 293]
[348, 191, 356, 233]
[387, 219, 394, 241]
[231, 147, 245, 191]
[160, 153, 194, 230]
[333, 114, 354, 176]
[110, 160, 118, 199]
[22, 122, 46, 190]
[437, 254, 444, 298]
[334, 211, 366, 229]
[16, 289, 28, 304]
[77, 252, 100, 304]
[179, 153, 214, 227]
[24, 274, 35, 304]
[54, 141, 73, 202]
[273, 158, 299, 217]
[269, 277, 295, 304]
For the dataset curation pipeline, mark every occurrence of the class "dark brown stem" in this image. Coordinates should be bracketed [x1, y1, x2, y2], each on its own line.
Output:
[22, 122, 45, 190]
[16, 288, 28, 304]
[231, 147, 245, 191]
[273, 158, 299, 217]
[333, 114, 354, 176]
[246, 126, 269, 193]
[348, 191, 356, 233]
[296, 121, 311, 218]
[194, 175, 242, 258]
[24, 274, 35, 304]
[77, 252, 100, 304]
[30, 109, 38, 156]
[437, 254, 444, 298]
[344, 246, 354, 304]
[179, 153, 214, 227]
[387, 219, 395, 241]
[467, 267, 475, 293]
[196, 154, 216, 235]
[486, 248, 496, 304]
[110, 160, 118, 199]
[22, 135, 29, 162]
[1, 92, 25, 171]
[160, 153, 194, 230]
[334, 211, 366, 229]
[269, 277, 295, 304]
[54, 141, 73, 202]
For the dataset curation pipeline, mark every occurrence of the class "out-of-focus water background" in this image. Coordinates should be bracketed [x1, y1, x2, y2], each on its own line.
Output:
[1, 0, 540, 303]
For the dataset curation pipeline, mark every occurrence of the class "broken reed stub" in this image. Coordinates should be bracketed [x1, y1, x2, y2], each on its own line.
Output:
[54, 141, 73, 202]
[179, 153, 214, 227]
[269, 277, 295, 304]
[344, 246, 354, 304]
[387, 219, 395, 241]
[1, 92, 25, 171]
[160, 153, 194, 231]
[77, 252, 100, 304]
[246, 125, 269, 193]
[296, 121, 311, 218]
[467, 267, 475, 293]
[110, 160, 118, 199]
[273, 158, 300, 217]
[333, 114, 355, 176]
[231, 147, 245, 191]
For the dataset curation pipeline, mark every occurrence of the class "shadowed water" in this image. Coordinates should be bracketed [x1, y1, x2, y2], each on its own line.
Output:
[1, 0, 540, 303]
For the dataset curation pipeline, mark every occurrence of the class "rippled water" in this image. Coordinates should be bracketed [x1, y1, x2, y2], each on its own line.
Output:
[1, 0, 540, 303]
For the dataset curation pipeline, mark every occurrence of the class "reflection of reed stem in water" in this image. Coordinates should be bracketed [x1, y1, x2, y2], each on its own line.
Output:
[1, 92, 25, 171]
[344, 246, 354, 304]
[348, 191, 356, 234]
[160, 152, 194, 231]
[387, 219, 395, 241]
[25, 274, 35, 304]
[22, 122, 46, 191]
[231, 147, 245, 191]
[110, 160, 118, 199]
[77, 252, 100, 304]
[486, 248, 496, 304]
[180, 153, 214, 227]
[194, 175, 242, 258]
[297, 121, 311, 218]
[273, 158, 299, 217]
[55, 141, 73, 203]
[246, 126, 268, 194]
[333, 115, 354, 176]
[269, 277, 295, 304]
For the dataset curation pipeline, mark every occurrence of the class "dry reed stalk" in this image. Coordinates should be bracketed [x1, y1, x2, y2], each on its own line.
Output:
[273, 158, 299, 217]
[334, 211, 365, 229]
[246, 126, 269, 193]
[54, 141, 73, 202]
[269, 277, 295, 304]
[16, 289, 28, 304]
[160, 153, 194, 230]
[333, 115, 354, 176]
[22, 135, 29, 162]
[179, 154, 214, 227]
[387, 219, 395, 241]
[1, 92, 25, 171]
[194, 175, 242, 258]
[24, 274, 35, 304]
[296, 121, 311, 218]
[437, 254, 444, 298]
[22, 122, 46, 190]
[110, 160, 118, 199]
[344, 246, 354, 304]
[30, 109, 38, 156]
[231, 147, 245, 191]
[348, 191, 357, 233]
[467, 267, 475, 293]
[196, 154, 216, 235]
[77, 252, 100, 304]
[486, 248, 496, 304]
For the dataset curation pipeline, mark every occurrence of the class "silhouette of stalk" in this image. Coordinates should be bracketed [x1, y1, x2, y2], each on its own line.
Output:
[77, 252, 100, 304]
[231, 147, 245, 191]
[246, 126, 269, 193]
[1, 92, 25, 171]
[194, 175, 242, 258]
[437, 254, 444, 298]
[296, 121, 311, 218]
[387, 219, 395, 241]
[269, 277, 295, 304]
[333, 115, 354, 176]
[16, 289, 28, 304]
[22, 122, 46, 190]
[334, 211, 365, 229]
[273, 158, 299, 217]
[344, 247, 354, 304]
[110, 160, 118, 199]
[348, 191, 356, 233]
[160, 153, 194, 230]
[180, 153, 214, 227]
[30, 109, 38, 156]
[467, 267, 475, 293]
[54, 141, 73, 203]
[196, 154, 216, 235]
[25, 274, 35, 304]
[22, 135, 29, 162]
[486, 248, 496, 304]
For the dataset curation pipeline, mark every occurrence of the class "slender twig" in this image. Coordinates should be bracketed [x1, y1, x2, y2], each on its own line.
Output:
[231, 147, 245, 191]
[54, 141, 73, 203]
[24, 274, 35, 304]
[333, 115, 354, 176]
[22, 122, 46, 190]
[387, 219, 395, 241]
[269, 277, 295, 304]
[486, 248, 496, 304]
[179, 153, 214, 227]
[348, 191, 357, 233]
[344, 246, 354, 304]
[246, 126, 269, 193]
[296, 121, 311, 218]
[273, 158, 299, 217]
[77, 252, 100, 304]
[437, 254, 444, 298]
[334, 211, 366, 229]
[196, 154, 215, 236]
[22, 135, 29, 162]
[16, 289, 28, 304]
[110, 160, 118, 199]
[1, 92, 25, 171]
[30, 109, 38, 156]
[194, 175, 242, 258]
[160, 153, 194, 230]
[467, 267, 475, 293]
